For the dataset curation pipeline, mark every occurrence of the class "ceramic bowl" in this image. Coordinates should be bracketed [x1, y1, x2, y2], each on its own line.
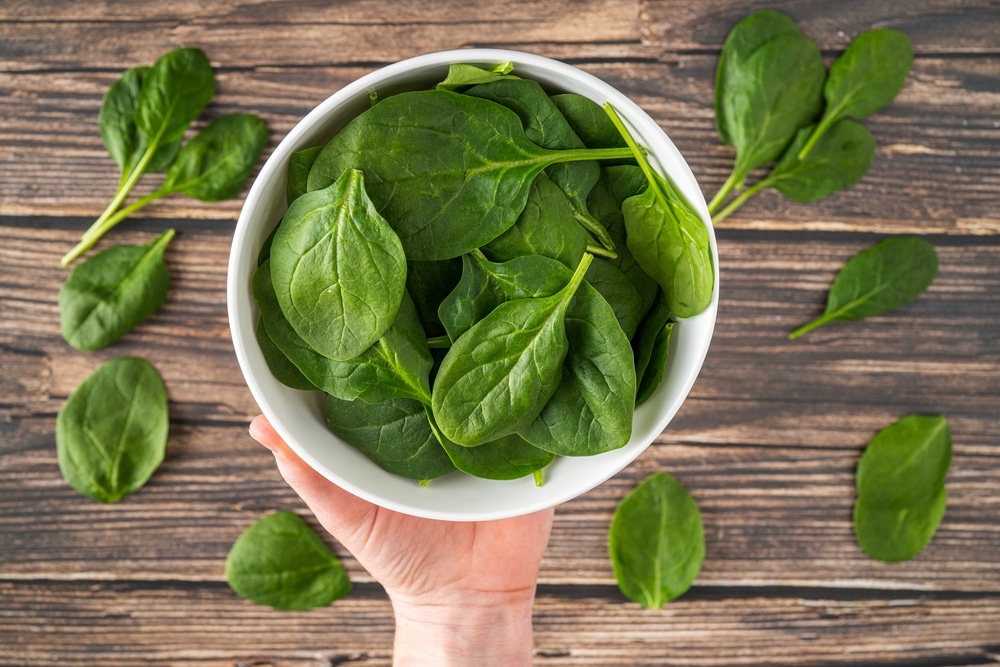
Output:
[227, 48, 718, 521]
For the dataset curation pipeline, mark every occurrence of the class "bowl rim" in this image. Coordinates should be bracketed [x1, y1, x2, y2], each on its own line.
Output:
[227, 48, 719, 521]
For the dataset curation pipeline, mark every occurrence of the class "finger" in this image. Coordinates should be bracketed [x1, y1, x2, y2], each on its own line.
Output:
[248, 414, 379, 543]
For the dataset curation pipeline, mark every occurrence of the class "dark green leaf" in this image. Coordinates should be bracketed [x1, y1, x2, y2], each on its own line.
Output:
[99, 66, 179, 177]
[324, 395, 455, 480]
[766, 119, 875, 202]
[161, 113, 268, 201]
[254, 260, 432, 404]
[435, 61, 517, 91]
[134, 47, 215, 148]
[635, 321, 673, 406]
[286, 146, 322, 205]
[856, 415, 952, 510]
[59, 229, 174, 351]
[56, 357, 168, 503]
[406, 257, 463, 339]
[306, 90, 630, 260]
[431, 253, 593, 446]
[583, 257, 643, 340]
[789, 237, 938, 338]
[714, 10, 801, 146]
[271, 169, 407, 361]
[609, 472, 705, 608]
[428, 409, 554, 481]
[255, 317, 316, 391]
[225, 511, 351, 611]
[855, 487, 947, 563]
[631, 292, 671, 383]
[551, 93, 631, 155]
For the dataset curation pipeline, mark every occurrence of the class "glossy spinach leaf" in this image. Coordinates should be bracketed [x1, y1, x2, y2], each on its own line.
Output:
[856, 415, 952, 510]
[435, 61, 517, 90]
[789, 237, 938, 338]
[854, 487, 947, 563]
[631, 292, 671, 384]
[765, 119, 876, 202]
[406, 257, 463, 339]
[466, 79, 612, 249]
[59, 229, 174, 351]
[714, 10, 801, 147]
[306, 90, 631, 260]
[635, 321, 673, 407]
[584, 257, 643, 340]
[286, 146, 322, 204]
[271, 169, 407, 361]
[254, 260, 432, 404]
[431, 253, 593, 446]
[427, 409, 554, 481]
[483, 172, 587, 269]
[520, 277, 636, 456]
[160, 113, 269, 201]
[225, 511, 351, 610]
[798, 29, 913, 159]
[609, 472, 704, 608]
[551, 93, 631, 156]
[99, 66, 179, 180]
[56, 357, 168, 503]
[255, 317, 316, 391]
[325, 395, 455, 480]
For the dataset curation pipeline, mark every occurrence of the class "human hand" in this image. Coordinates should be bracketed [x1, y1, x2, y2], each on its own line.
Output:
[249, 414, 554, 666]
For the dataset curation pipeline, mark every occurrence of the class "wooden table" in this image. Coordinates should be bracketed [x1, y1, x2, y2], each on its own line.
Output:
[2, 1, 998, 665]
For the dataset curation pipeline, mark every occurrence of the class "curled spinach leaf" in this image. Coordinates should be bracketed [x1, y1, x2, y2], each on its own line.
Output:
[286, 146, 322, 204]
[255, 317, 316, 391]
[583, 257, 643, 340]
[56, 357, 168, 503]
[789, 237, 938, 339]
[435, 61, 517, 91]
[609, 472, 705, 608]
[225, 511, 351, 611]
[271, 168, 407, 361]
[59, 229, 174, 351]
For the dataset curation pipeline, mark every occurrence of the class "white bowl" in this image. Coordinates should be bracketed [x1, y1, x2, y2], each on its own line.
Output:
[227, 48, 719, 521]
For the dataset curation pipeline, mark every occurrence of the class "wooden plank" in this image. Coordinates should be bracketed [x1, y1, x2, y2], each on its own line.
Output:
[1, 580, 998, 666]
[2, 56, 998, 234]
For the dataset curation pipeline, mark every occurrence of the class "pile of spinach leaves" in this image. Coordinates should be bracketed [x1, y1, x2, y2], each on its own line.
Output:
[254, 64, 716, 483]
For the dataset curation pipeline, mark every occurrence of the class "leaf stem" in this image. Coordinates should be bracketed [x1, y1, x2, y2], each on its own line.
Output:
[426, 335, 452, 348]
[545, 146, 636, 164]
[797, 111, 838, 161]
[533, 469, 545, 487]
[61, 186, 170, 266]
[711, 177, 771, 224]
[585, 243, 617, 259]
[787, 312, 836, 339]
[707, 170, 742, 215]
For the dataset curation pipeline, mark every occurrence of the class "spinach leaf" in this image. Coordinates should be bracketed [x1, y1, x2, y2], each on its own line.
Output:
[798, 29, 913, 160]
[63, 47, 216, 266]
[286, 146, 322, 204]
[631, 292, 671, 384]
[714, 10, 801, 147]
[159, 113, 269, 201]
[466, 79, 613, 250]
[225, 511, 351, 611]
[431, 253, 594, 446]
[584, 257, 643, 340]
[254, 260, 432, 404]
[856, 415, 952, 510]
[405, 257, 463, 339]
[854, 488, 948, 563]
[483, 172, 587, 269]
[59, 229, 174, 351]
[427, 409, 554, 481]
[853, 415, 951, 562]
[255, 317, 316, 391]
[609, 472, 704, 608]
[56, 357, 168, 503]
[271, 169, 407, 361]
[587, 165, 659, 317]
[635, 321, 673, 407]
[306, 90, 632, 260]
[325, 394, 455, 481]
[519, 276, 636, 456]
[789, 237, 938, 338]
[435, 61, 517, 91]
[551, 93, 631, 156]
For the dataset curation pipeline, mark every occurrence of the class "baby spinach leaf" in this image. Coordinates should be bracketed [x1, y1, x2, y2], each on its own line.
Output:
[766, 119, 875, 203]
[856, 415, 952, 510]
[714, 10, 801, 147]
[584, 257, 643, 340]
[483, 172, 588, 269]
[59, 229, 174, 351]
[271, 169, 407, 361]
[406, 257, 463, 339]
[160, 113, 269, 201]
[788, 237, 938, 339]
[631, 293, 671, 384]
[427, 409, 554, 481]
[225, 511, 351, 611]
[255, 317, 316, 391]
[56, 357, 168, 503]
[254, 260, 432, 404]
[431, 253, 594, 446]
[306, 90, 632, 260]
[854, 487, 947, 563]
[551, 93, 631, 156]
[609, 472, 704, 609]
[435, 61, 517, 90]
[635, 321, 673, 407]
[798, 28, 913, 160]
[520, 278, 636, 457]
[286, 146, 322, 204]
[325, 395, 455, 480]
